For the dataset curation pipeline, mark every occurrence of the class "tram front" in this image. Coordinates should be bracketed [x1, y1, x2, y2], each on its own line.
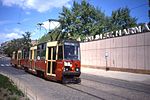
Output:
[56, 40, 81, 83]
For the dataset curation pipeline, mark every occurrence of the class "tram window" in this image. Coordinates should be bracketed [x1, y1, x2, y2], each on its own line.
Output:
[37, 43, 46, 60]
[48, 47, 56, 60]
[41, 49, 46, 60]
[42, 43, 46, 49]
[34, 50, 37, 59]
[26, 51, 29, 59]
[22, 51, 24, 59]
[37, 50, 40, 57]
[53, 47, 56, 60]
[48, 47, 51, 60]
[18, 53, 21, 59]
[48, 62, 51, 73]
[15, 53, 17, 59]
[37, 45, 41, 50]
[30, 50, 32, 59]
[52, 62, 56, 74]
[58, 46, 63, 60]
[22, 50, 26, 59]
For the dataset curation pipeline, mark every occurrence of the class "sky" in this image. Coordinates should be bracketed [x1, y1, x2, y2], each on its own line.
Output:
[0, 0, 149, 44]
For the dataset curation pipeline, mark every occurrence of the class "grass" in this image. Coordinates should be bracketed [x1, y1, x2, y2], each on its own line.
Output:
[0, 74, 29, 100]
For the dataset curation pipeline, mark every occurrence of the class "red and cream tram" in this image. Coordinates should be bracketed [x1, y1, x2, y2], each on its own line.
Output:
[11, 49, 29, 69]
[11, 40, 81, 83]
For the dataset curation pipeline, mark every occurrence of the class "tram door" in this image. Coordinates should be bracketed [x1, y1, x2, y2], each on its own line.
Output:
[30, 46, 37, 70]
[29, 50, 33, 68]
[46, 46, 57, 76]
[30, 50, 34, 69]
[17, 50, 22, 66]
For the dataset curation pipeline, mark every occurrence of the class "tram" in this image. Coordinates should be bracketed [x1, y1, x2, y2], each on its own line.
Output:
[11, 48, 30, 69]
[11, 40, 81, 83]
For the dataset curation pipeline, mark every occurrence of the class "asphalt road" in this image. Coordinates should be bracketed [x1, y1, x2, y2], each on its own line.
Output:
[0, 57, 150, 100]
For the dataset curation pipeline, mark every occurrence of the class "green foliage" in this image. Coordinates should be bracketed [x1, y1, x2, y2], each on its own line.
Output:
[0, 74, 24, 96]
[59, 0, 107, 40]
[3, 32, 32, 57]
[22, 32, 32, 50]
[38, 28, 62, 43]
[110, 7, 137, 31]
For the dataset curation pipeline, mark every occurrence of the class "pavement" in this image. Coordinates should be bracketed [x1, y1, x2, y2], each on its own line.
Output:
[81, 67, 150, 85]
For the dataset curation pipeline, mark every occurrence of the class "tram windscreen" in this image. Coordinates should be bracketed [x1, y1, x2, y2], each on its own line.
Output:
[64, 43, 80, 60]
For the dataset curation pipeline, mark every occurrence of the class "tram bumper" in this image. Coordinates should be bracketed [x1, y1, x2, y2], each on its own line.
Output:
[63, 71, 81, 76]
[62, 71, 81, 84]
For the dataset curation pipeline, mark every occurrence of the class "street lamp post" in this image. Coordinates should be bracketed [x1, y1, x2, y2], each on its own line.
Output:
[37, 23, 44, 34]
[105, 51, 109, 71]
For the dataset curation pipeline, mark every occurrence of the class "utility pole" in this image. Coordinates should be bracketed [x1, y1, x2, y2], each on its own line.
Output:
[105, 52, 109, 71]
[148, 0, 150, 23]
[37, 23, 44, 34]
[37, 23, 44, 39]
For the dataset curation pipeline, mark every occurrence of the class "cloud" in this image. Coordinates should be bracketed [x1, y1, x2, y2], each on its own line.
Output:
[5, 32, 22, 39]
[1, 0, 71, 12]
[12, 28, 24, 34]
[25, 11, 31, 15]
[0, 28, 24, 42]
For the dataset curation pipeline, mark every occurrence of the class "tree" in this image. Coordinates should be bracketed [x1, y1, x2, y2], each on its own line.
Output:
[38, 28, 62, 43]
[59, 0, 107, 40]
[3, 38, 23, 57]
[22, 32, 32, 49]
[3, 32, 32, 57]
[110, 7, 137, 31]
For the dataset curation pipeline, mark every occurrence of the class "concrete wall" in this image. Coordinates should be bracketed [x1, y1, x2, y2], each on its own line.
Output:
[80, 32, 150, 72]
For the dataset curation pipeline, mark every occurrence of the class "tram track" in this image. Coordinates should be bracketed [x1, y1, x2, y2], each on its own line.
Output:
[63, 84, 106, 100]
[62, 76, 150, 100]
[81, 77, 150, 95]
[63, 83, 129, 100]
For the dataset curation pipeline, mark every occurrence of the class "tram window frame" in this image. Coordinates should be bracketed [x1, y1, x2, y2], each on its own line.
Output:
[37, 43, 46, 60]
[41, 49, 46, 60]
[48, 46, 56, 60]
[18, 52, 22, 59]
[34, 49, 37, 59]
[53, 47, 56, 60]
[15, 53, 17, 59]
[23, 49, 29, 59]
[22, 50, 24, 59]
[26, 50, 29, 59]
[30, 50, 32, 59]
[58, 46, 63, 60]
[48, 47, 52, 60]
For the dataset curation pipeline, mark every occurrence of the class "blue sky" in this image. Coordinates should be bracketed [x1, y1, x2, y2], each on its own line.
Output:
[0, 0, 149, 44]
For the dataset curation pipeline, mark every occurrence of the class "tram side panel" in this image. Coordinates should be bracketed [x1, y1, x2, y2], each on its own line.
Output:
[35, 60, 47, 73]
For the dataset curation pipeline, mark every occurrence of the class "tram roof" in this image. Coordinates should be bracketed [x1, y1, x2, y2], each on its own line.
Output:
[30, 46, 37, 50]
[36, 39, 79, 46]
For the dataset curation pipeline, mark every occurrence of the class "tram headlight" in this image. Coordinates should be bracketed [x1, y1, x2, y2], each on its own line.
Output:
[63, 67, 69, 72]
[75, 67, 80, 72]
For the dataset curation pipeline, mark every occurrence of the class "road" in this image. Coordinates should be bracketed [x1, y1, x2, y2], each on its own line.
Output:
[0, 57, 150, 100]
